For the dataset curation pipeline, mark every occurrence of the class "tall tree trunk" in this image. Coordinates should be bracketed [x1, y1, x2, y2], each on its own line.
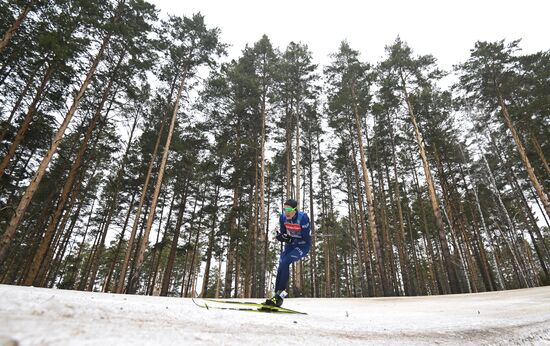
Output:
[481, 150, 529, 287]
[223, 122, 242, 298]
[294, 107, 303, 294]
[116, 121, 164, 293]
[99, 110, 140, 292]
[223, 184, 241, 297]
[185, 189, 206, 297]
[453, 148, 495, 292]
[350, 84, 388, 295]
[0, 0, 37, 54]
[0, 62, 54, 179]
[263, 163, 272, 296]
[103, 192, 136, 292]
[200, 178, 221, 297]
[245, 156, 259, 298]
[180, 188, 199, 296]
[3, 186, 57, 284]
[495, 140, 550, 280]
[401, 83, 460, 294]
[0, 27, 114, 265]
[147, 191, 175, 296]
[388, 113, 414, 295]
[258, 92, 267, 297]
[285, 105, 293, 198]
[129, 70, 188, 294]
[529, 131, 550, 181]
[345, 164, 368, 296]
[307, 139, 317, 298]
[510, 170, 550, 280]
[0, 59, 44, 144]
[348, 130, 375, 296]
[77, 213, 105, 291]
[46, 189, 84, 287]
[409, 154, 446, 294]
[496, 90, 550, 219]
[41, 167, 92, 287]
[160, 179, 189, 296]
[433, 148, 472, 293]
[377, 165, 398, 294]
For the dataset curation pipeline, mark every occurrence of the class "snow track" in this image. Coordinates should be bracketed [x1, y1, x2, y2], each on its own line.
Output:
[1, 284, 549, 345]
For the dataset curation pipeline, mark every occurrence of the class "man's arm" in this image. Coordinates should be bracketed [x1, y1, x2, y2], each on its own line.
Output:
[300, 213, 311, 243]
[276, 213, 291, 243]
[279, 213, 286, 234]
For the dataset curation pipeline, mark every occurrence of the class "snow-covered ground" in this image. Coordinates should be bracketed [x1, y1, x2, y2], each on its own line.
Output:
[1, 284, 549, 345]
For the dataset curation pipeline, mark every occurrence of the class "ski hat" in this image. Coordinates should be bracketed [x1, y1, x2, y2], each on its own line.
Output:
[284, 198, 298, 209]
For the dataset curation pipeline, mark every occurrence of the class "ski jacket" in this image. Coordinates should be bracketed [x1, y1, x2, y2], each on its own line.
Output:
[279, 211, 311, 245]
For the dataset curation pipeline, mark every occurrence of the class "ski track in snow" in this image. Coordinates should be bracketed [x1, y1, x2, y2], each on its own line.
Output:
[1, 284, 550, 345]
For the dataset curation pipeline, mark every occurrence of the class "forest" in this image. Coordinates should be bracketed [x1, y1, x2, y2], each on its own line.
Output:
[0, 0, 549, 299]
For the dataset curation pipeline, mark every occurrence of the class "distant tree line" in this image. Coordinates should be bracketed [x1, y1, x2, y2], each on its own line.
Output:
[1, 0, 549, 298]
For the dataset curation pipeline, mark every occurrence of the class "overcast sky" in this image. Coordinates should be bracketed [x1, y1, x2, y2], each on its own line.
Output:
[149, 0, 549, 71]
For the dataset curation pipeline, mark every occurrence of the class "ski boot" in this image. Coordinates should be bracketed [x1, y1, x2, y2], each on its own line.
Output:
[264, 290, 287, 307]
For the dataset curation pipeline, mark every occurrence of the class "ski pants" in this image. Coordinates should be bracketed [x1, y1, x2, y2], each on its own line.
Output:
[275, 243, 310, 292]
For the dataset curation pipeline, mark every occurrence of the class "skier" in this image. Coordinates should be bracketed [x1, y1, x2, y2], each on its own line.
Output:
[264, 198, 311, 307]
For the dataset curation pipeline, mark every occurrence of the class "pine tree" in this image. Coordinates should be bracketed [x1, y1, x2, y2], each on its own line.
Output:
[0, 0, 129, 266]
[379, 37, 461, 293]
[456, 40, 550, 220]
[325, 41, 391, 296]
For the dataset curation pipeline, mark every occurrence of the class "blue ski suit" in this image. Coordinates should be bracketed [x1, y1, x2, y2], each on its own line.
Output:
[275, 211, 311, 292]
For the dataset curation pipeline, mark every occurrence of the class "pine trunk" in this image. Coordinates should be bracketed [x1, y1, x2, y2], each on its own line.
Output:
[263, 164, 272, 296]
[286, 106, 293, 197]
[345, 166, 368, 295]
[103, 192, 136, 292]
[129, 70, 187, 294]
[200, 180, 221, 297]
[294, 107, 303, 294]
[0, 63, 54, 179]
[184, 190, 205, 297]
[350, 85, 388, 296]
[0, 0, 37, 54]
[160, 179, 189, 296]
[503, 155, 550, 279]
[377, 168, 398, 294]
[41, 169, 90, 287]
[409, 155, 447, 294]
[258, 94, 267, 297]
[307, 139, 317, 297]
[402, 85, 460, 294]
[349, 130, 375, 296]
[388, 114, 414, 295]
[245, 157, 259, 298]
[496, 91, 550, 219]
[223, 183, 241, 297]
[481, 151, 529, 287]
[529, 132, 550, 181]
[0, 59, 44, 144]
[116, 121, 164, 293]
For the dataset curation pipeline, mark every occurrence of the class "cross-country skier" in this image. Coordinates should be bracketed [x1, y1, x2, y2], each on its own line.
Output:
[264, 198, 311, 307]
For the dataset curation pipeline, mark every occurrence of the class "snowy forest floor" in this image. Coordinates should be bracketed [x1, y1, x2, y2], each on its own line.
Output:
[1, 284, 549, 345]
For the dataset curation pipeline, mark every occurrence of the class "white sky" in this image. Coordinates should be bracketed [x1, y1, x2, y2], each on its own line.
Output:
[149, 0, 549, 71]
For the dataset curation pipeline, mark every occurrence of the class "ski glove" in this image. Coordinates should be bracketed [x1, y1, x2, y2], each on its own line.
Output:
[276, 233, 291, 243]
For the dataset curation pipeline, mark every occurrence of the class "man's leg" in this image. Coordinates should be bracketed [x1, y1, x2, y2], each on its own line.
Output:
[274, 247, 292, 293]
[275, 246, 308, 292]
[266, 246, 309, 306]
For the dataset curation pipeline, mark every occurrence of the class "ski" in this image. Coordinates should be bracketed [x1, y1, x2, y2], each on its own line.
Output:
[206, 299, 307, 314]
[192, 298, 307, 314]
